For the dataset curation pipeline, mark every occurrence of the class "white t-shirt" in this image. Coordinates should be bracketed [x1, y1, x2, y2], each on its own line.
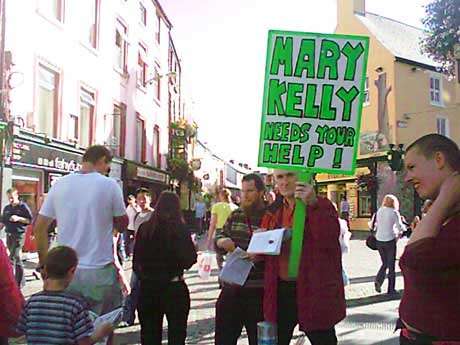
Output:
[375, 206, 406, 242]
[338, 218, 351, 254]
[39, 172, 127, 269]
[126, 204, 139, 231]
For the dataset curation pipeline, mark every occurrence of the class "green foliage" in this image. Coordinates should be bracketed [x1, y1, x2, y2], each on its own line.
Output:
[421, 0, 460, 76]
[168, 157, 191, 181]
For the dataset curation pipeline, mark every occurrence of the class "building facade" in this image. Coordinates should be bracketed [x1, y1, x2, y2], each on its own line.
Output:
[316, 0, 460, 230]
[1, 0, 179, 212]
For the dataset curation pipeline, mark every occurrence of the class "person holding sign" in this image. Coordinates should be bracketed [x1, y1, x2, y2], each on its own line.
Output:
[398, 134, 460, 343]
[261, 170, 345, 345]
[214, 173, 267, 345]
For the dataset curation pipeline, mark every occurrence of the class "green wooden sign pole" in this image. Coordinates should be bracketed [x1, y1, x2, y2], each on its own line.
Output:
[288, 171, 312, 278]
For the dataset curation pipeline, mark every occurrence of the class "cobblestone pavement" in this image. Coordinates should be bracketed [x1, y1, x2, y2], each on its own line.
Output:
[9, 233, 407, 344]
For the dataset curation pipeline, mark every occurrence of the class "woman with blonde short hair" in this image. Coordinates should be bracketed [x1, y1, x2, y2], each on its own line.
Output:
[374, 194, 406, 295]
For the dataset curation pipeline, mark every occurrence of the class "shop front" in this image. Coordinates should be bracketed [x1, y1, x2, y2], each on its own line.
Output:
[5, 135, 84, 252]
[124, 161, 170, 203]
[316, 166, 373, 231]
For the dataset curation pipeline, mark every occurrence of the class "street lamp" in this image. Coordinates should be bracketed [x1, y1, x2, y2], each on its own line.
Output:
[387, 143, 404, 171]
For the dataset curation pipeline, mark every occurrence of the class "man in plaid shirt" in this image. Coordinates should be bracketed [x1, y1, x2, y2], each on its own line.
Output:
[214, 173, 267, 345]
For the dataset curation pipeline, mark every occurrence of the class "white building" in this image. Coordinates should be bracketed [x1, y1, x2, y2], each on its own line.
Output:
[2, 0, 177, 211]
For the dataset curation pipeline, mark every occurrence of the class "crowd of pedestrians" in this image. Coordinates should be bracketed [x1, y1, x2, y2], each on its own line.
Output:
[0, 133, 459, 345]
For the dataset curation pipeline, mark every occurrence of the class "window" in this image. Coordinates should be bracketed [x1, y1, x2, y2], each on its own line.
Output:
[68, 114, 78, 141]
[136, 115, 146, 162]
[358, 190, 372, 217]
[436, 117, 449, 137]
[81, 0, 99, 48]
[79, 88, 95, 147]
[153, 66, 161, 100]
[155, 13, 161, 43]
[139, 2, 147, 26]
[137, 44, 148, 87]
[37, 0, 64, 22]
[111, 104, 126, 157]
[37, 64, 59, 137]
[430, 76, 442, 105]
[153, 125, 160, 168]
[363, 77, 370, 105]
[115, 20, 128, 72]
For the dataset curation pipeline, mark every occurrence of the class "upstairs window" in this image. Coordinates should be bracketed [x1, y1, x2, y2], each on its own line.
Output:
[111, 104, 126, 157]
[115, 19, 128, 72]
[139, 2, 147, 26]
[136, 115, 146, 162]
[153, 125, 160, 168]
[436, 117, 449, 137]
[430, 76, 442, 106]
[137, 44, 148, 87]
[155, 13, 161, 43]
[37, 64, 59, 137]
[363, 77, 370, 105]
[37, 0, 64, 22]
[79, 88, 95, 148]
[81, 0, 99, 48]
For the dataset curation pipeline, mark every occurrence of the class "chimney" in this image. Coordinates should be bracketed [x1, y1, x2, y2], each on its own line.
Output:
[354, 0, 366, 15]
[337, 0, 365, 30]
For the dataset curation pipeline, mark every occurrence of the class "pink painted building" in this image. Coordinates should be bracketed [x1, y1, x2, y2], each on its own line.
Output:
[1, 0, 180, 210]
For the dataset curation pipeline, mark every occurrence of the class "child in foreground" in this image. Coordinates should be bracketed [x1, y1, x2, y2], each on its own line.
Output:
[16, 246, 114, 345]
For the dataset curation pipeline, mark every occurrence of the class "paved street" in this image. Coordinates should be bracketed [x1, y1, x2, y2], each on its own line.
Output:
[9, 233, 407, 345]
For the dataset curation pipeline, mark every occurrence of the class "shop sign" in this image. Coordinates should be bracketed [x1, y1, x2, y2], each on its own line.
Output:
[13, 140, 82, 173]
[137, 166, 168, 184]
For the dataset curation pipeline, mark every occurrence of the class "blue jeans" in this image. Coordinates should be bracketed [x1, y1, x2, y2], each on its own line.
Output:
[123, 272, 140, 325]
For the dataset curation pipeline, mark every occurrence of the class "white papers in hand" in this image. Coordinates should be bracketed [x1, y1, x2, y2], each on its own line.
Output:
[92, 307, 124, 345]
[247, 228, 285, 255]
[219, 247, 254, 286]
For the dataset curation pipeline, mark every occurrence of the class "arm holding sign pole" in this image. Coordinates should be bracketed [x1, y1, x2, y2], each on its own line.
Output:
[288, 171, 313, 278]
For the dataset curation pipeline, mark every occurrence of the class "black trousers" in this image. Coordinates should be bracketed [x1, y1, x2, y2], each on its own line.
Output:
[375, 239, 397, 293]
[215, 286, 264, 345]
[138, 281, 190, 345]
[277, 281, 338, 345]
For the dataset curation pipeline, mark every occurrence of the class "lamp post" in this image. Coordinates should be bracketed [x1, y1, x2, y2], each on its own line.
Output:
[387, 143, 404, 171]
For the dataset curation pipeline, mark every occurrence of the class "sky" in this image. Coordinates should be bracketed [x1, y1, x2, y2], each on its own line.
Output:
[161, 0, 431, 167]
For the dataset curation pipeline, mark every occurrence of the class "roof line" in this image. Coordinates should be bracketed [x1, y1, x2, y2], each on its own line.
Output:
[153, 0, 172, 29]
[363, 11, 425, 32]
[395, 56, 438, 71]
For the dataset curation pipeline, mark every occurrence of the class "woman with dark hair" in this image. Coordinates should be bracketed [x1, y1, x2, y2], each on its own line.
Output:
[133, 191, 197, 345]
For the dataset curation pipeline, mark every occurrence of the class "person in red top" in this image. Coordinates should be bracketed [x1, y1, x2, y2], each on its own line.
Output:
[262, 170, 345, 345]
[399, 133, 460, 344]
[0, 240, 24, 344]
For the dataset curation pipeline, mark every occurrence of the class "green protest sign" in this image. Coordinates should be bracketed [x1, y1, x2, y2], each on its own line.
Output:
[258, 30, 369, 278]
[258, 30, 369, 175]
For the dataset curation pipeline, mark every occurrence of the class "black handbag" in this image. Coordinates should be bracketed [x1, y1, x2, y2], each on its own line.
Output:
[366, 233, 377, 250]
[366, 213, 378, 251]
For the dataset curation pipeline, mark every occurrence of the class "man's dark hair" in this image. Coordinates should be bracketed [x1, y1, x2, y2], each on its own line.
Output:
[45, 246, 78, 279]
[242, 173, 266, 192]
[135, 187, 152, 198]
[82, 145, 113, 164]
[6, 187, 17, 195]
[406, 134, 460, 171]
